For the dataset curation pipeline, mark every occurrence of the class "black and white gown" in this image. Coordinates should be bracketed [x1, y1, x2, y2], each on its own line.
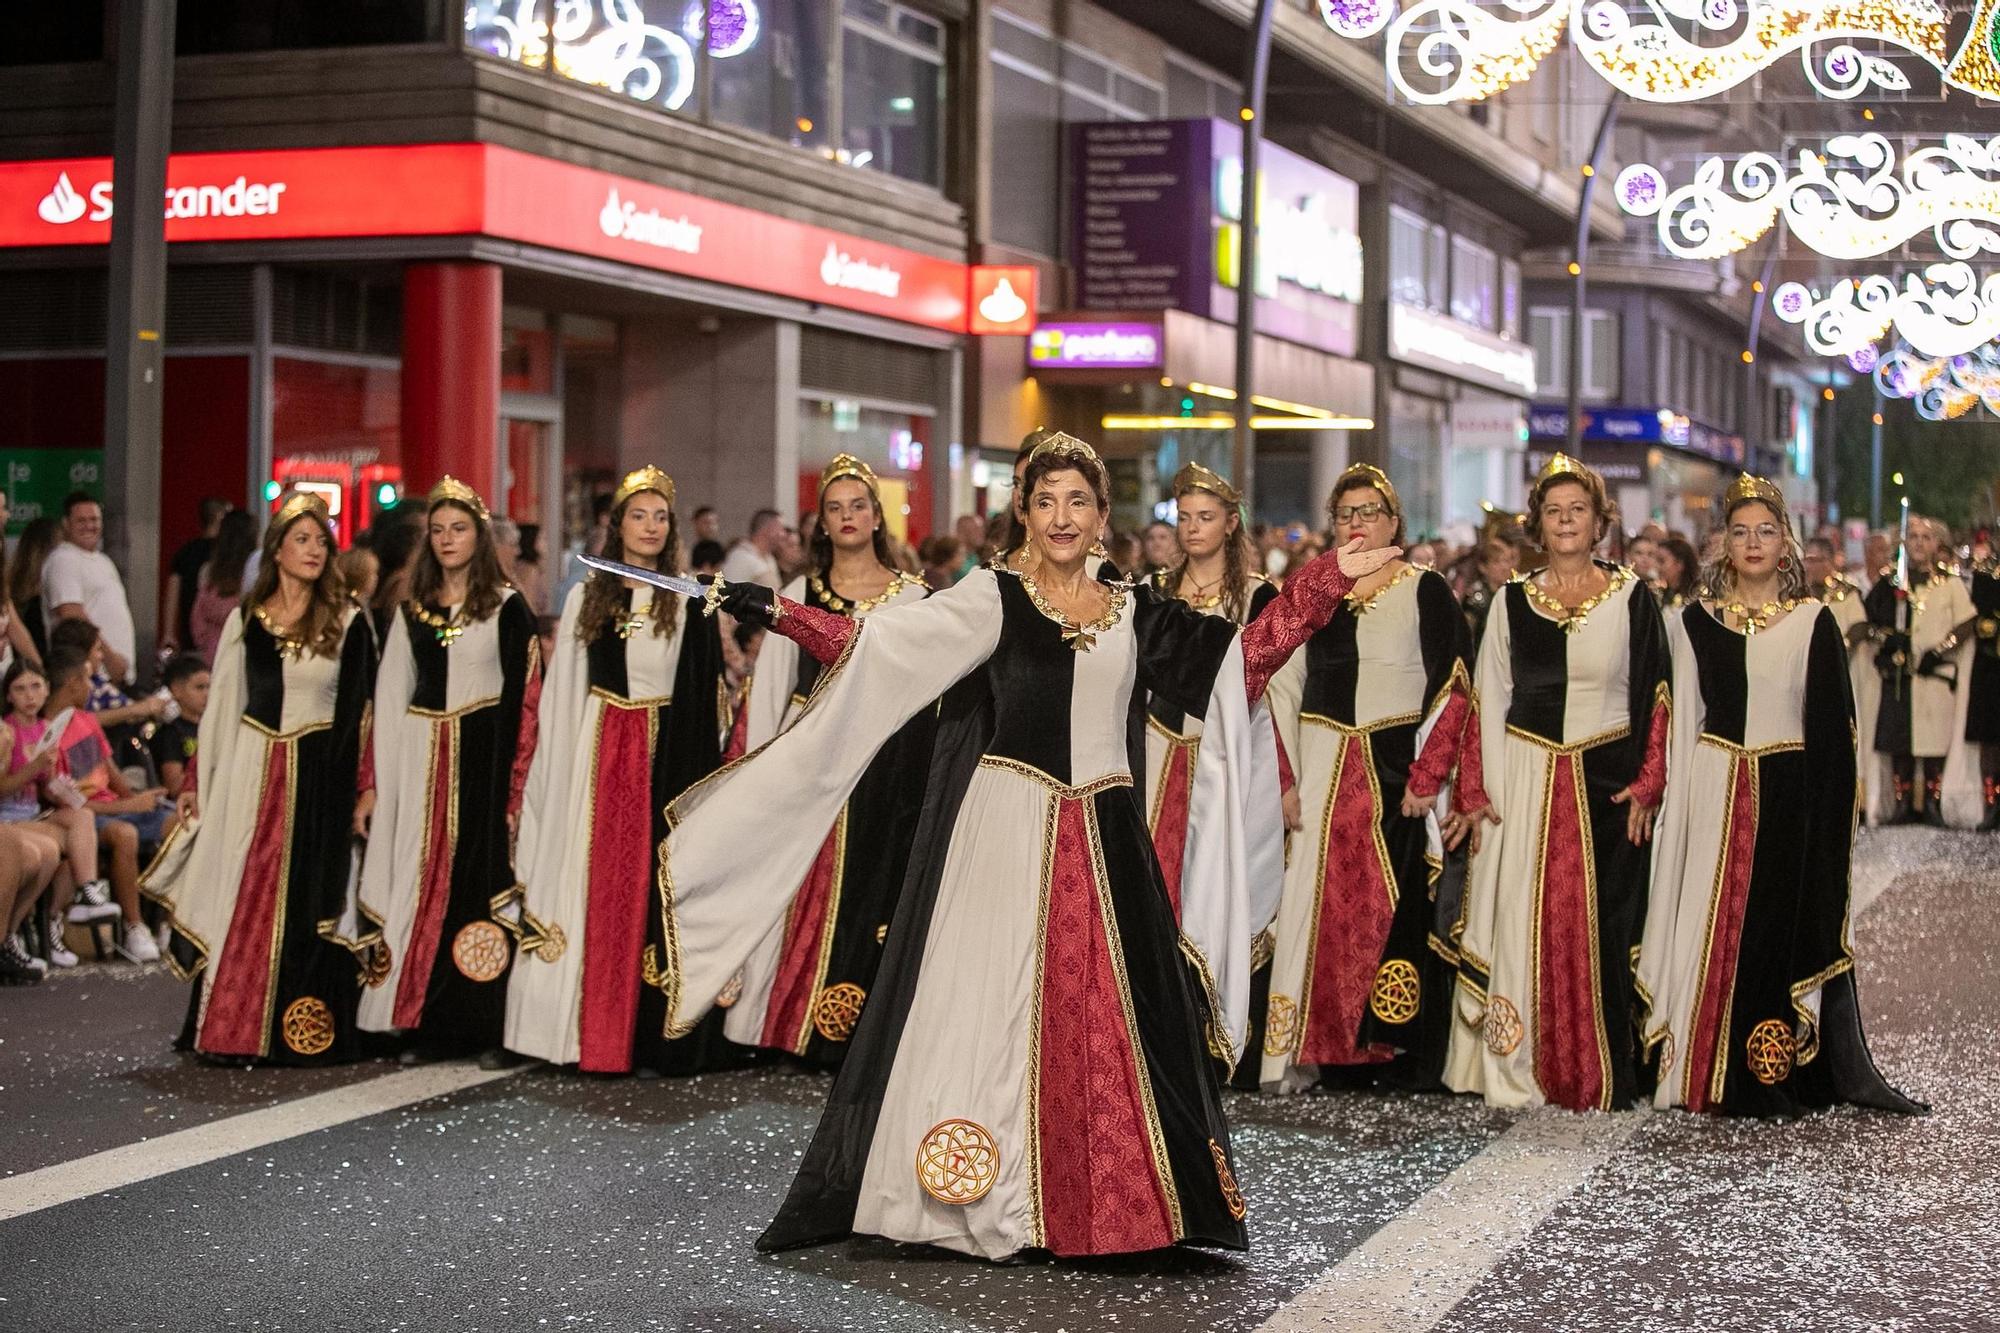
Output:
[646, 558, 1360, 1260]
[1638, 602, 1920, 1117]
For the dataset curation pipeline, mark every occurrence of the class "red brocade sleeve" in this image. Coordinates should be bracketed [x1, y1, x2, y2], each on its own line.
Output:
[1274, 720, 1296, 795]
[772, 597, 857, 666]
[1241, 554, 1356, 705]
[1451, 694, 1489, 814]
[1627, 690, 1669, 808]
[1406, 686, 1471, 802]
[355, 711, 374, 798]
[507, 636, 542, 820]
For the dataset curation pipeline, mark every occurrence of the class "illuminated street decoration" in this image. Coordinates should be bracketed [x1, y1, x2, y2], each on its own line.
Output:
[466, 1, 697, 112]
[682, 0, 761, 58]
[1618, 134, 2000, 262]
[1774, 263, 2000, 359]
[1325, 0, 2000, 105]
[1873, 342, 2000, 420]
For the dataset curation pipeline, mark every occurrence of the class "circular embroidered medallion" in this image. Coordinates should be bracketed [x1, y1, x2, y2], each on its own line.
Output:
[1746, 1019, 1796, 1085]
[916, 1119, 1000, 1205]
[812, 982, 867, 1041]
[533, 922, 566, 965]
[451, 921, 510, 983]
[1369, 959, 1422, 1025]
[281, 996, 336, 1056]
[1483, 995, 1524, 1057]
[362, 940, 392, 990]
[1209, 1139, 1247, 1220]
[1263, 994, 1298, 1057]
[641, 944, 664, 989]
[716, 971, 743, 1008]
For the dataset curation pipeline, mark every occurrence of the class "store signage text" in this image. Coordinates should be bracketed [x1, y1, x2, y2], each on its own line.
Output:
[0, 144, 965, 332]
[1528, 404, 1745, 466]
[1215, 155, 1364, 304]
[1387, 303, 1537, 397]
[1028, 321, 1164, 370]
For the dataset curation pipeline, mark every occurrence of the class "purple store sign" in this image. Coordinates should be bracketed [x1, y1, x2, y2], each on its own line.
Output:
[1070, 120, 1360, 358]
[1028, 321, 1165, 370]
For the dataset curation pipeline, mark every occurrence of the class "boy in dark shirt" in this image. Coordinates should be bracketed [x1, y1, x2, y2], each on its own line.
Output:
[149, 655, 209, 798]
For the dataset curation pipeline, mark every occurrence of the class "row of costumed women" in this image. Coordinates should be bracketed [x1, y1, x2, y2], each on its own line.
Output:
[141, 443, 1916, 1267]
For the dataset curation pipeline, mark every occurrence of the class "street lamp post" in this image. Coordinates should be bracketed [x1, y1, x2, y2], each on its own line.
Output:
[1232, 0, 1279, 514]
[1566, 96, 1620, 458]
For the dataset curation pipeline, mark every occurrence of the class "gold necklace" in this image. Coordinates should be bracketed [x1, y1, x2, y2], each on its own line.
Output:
[810, 569, 911, 615]
[612, 606, 648, 639]
[1170, 567, 1226, 610]
[252, 605, 309, 659]
[1018, 568, 1127, 652]
[1346, 563, 1418, 615]
[407, 600, 468, 646]
[1719, 596, 1797, 636]
[1519, 565, 1631, 635]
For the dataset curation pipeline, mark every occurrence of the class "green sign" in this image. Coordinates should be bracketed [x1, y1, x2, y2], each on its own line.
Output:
[0, 450, 106, 536]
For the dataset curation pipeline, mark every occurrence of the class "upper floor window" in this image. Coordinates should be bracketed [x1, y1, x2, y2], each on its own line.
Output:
[1449, 235, 1498, 330]
[839, 1, 946, 188]
[1389, 206, 1445, 312]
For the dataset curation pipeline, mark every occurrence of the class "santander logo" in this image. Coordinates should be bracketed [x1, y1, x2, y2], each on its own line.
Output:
[598, 188, 703, 254]
[819, 243, 903, 298]
[33, 170, 287, 227]
[38, 172, 85, 224]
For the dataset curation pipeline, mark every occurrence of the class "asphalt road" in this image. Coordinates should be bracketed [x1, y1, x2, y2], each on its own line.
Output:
[2, 827, 1990, 1333]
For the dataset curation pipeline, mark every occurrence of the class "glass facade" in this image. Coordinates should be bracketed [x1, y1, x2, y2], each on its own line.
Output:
[839, 2, 946, 187]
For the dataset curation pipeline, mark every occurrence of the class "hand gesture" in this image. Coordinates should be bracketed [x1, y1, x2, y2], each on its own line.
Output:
[1442, 803, 1500, 853]
[352, 789, 376, 839]
[1611, 785, 1657, 845]
[176, 790, 199, 824]
[1334, 536, 1401, 582]
[1281, 784, 1303, 833]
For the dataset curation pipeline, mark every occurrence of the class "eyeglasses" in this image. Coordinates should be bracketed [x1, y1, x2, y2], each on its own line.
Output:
[1728, 523, 1784, 544]
[1332, 503, 1392, 524]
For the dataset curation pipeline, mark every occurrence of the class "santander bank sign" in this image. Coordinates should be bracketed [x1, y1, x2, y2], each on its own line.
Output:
[0, 144, 965, 332]
[39, 169, 289, 226]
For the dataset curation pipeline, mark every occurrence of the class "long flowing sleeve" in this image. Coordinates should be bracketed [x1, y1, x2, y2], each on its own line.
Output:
[499, 592, 542, 821]
[355, 611, 415, 928]
[1794, 607, 1862, 1040]
[512, 584, 589, 922]
[1453, 587, 1513, 1016]
[651, 570, 1005, 1038]
[1635, 607, 1701, 1054]
[192, 609, 248, 812]
[742, 579, 805, 752]
[1242, 553, 1356, 703]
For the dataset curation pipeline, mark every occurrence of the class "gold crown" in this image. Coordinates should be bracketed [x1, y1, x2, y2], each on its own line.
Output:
[1025, 430, 1101, 468]
[613, 465, 675, 510]
[1534, 452, 1588, 487]
[1723, 471, 1784, 510]
[271, 489, 333, 532]
[1331, 462, 1401, 518]
[820, 453, 880, 499]
[426, 475, 490, 522]
[1171, 462, 1243, 507]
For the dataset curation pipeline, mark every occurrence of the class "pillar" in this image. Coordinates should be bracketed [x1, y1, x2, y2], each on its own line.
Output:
[1308, 429, 1349, 515]
[402, 262, 501, 503]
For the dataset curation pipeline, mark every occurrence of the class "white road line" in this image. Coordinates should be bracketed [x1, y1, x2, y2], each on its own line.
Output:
[1260, 1112, 1645, 1333]
[0, 1063, 519, 1223]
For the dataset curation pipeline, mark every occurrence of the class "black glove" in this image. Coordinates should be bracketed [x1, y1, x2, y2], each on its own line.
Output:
[1915, 649, 1959, 688]
[694, 575, 777, 624]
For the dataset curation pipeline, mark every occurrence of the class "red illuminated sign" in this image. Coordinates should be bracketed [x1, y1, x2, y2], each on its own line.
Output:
[967, 265, 1037, 336]
[0, 144, 968, 332]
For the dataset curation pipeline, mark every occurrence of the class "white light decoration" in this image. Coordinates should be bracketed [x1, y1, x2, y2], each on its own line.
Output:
[681, 0, 761, 59]
[1619, 134, 2000, 262]
[1874, 342, 2000, 420]
[1324, 0, 2000, 105]
[1773, 263, 2000, 360]
[467, 1, 696, 112]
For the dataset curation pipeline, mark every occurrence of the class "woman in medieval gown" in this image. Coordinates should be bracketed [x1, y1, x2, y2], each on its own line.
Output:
[503, 466, 736, 1075]
[1637, 473, 1921, 1118]
[727, 454, 932, 1066]
[1261, 464, 1483, 1094]
[357, 477, 541, 1063]
[143, 492, 376, 1065]
[1444, 453, 1670, 1112]
[648, 432, 1395, 1261]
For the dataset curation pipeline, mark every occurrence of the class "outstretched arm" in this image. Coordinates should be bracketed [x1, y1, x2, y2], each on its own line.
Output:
[1241, 540, 1400, 704]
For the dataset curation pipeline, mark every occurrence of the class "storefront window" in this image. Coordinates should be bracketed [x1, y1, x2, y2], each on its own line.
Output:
[839, 1, 945, 187]
[710, 0, 831, 150]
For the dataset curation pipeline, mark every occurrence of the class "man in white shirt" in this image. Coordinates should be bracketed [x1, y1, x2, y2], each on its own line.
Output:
[720, 508, 784, 590]
[44, 492, 137, 684]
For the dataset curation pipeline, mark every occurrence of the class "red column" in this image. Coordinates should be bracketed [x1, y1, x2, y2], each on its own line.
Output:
[401, 262, 501, 503]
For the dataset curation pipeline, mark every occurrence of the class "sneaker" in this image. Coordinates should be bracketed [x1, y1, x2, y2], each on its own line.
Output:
[0, 934, 44, 984]
[44, 923, 78, 969]
[67, 880, 120, 924]
[117, 921, 161, 964]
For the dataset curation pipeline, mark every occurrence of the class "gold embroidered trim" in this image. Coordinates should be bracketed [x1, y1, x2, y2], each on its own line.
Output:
[406, 694, 503, 722]
[1483, 994, 1523, 1056]
[1178, 934, 1236, 1063]
[1014, 567, 1128, 652]
[1344, 562, 1420, 615]
[1505, 721, 1632, 756]
[251, 605, 310, 659]
[1696, 734, 1806, 759]
[791, 807, 850, 1054]
[1300, 709, 1424, 737]
[589, 684, 673, 710]
[1369, 958, 1422, 1024]
[1264, 994, 1298, 1056]
[1210, 1139, 1247, 1220]
[1746, 1018, 1796, 1085]
[811, 981, 867, 1042]
[1517, 564, 1633, 634]
[977, 754, 1133, 800]
[281, 996, 336, 1056]
[240, 716, 334, 742]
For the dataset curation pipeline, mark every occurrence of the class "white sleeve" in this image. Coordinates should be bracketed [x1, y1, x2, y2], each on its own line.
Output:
[42, 546, 85, 610]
